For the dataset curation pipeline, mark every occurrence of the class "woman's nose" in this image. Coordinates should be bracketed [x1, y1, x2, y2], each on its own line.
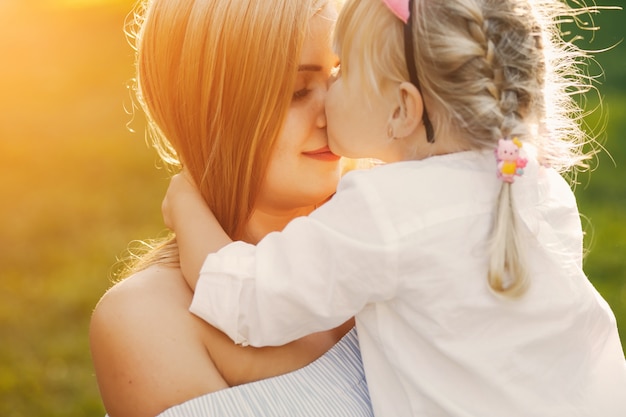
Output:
[315, 87, 328, 129]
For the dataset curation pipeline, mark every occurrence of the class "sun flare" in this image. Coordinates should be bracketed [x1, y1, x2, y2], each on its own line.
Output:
[54, 0, 134, 9]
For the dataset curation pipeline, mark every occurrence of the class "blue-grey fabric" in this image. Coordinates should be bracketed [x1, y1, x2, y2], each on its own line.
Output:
[156, 328, 373, 416]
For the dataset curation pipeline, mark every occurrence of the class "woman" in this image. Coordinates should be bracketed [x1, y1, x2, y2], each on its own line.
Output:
[89, 0, 373, 416]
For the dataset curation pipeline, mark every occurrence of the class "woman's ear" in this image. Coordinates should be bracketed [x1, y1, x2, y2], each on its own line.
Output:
[388, 81, 424, 139]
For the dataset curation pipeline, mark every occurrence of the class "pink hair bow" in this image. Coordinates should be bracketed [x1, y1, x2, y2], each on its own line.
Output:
[382, 0, 410, 23]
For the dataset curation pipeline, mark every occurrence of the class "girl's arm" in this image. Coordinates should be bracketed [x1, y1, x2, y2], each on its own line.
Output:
[162, 173, 232, 290]
[188, 172, 398, 347]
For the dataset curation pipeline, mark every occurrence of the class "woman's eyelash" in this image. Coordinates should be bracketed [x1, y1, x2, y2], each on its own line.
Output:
[292, 88, 310, 101]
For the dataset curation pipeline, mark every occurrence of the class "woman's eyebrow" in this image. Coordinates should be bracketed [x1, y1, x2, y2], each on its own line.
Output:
[298, 64, 323, 72]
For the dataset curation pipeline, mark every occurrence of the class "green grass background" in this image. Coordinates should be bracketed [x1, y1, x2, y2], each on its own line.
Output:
[0, 1, 624, 416]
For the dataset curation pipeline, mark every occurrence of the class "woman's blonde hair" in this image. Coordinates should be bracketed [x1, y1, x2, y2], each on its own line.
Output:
[335, 0, 596, 296]
[120, 0, 323, 274]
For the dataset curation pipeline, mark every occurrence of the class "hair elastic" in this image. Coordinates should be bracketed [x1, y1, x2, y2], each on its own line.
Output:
[381, 0, 435, 142]
[495, 137, 528, 183]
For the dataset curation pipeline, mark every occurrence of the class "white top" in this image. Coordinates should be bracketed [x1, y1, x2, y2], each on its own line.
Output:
[191, 149, 626, 416]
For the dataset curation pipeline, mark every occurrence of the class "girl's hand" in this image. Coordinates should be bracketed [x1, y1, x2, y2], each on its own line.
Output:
[162, 171, 232, 291]
[162, 171, 204, 232]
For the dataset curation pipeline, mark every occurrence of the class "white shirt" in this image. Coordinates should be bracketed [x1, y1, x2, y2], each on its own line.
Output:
[191, 150, 626, 416]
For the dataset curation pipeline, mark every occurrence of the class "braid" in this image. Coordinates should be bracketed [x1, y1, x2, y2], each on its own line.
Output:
[413, 0, 552, 297]
[473, 2, 541, 142]
[412, 0, 551, 149]
[467, 19, 500, 102]
[463, 3, 531, 297]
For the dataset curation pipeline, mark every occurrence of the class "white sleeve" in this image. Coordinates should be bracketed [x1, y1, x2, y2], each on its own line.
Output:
[189, 172, 398, 347]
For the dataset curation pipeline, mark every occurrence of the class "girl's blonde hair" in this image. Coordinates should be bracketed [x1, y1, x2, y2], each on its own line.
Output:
[121, 0, 323, 274]
[336, 0, 595, 296]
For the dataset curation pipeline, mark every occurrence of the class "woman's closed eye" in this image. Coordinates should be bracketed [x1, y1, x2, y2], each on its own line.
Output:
[292, 88, 311, 101]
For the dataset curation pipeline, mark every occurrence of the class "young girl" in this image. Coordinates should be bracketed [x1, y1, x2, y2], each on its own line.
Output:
[164, 0, 626, 415]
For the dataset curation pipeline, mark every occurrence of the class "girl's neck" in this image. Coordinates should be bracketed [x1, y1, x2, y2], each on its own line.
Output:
[410, 129, 472, 161]
[242, 205, 316, 244]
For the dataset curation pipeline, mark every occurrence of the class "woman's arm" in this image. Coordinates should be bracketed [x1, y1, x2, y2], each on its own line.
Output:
[162, 173, 232, 290]
[89, 266, 228, 417]
[90, 264, 354, 416]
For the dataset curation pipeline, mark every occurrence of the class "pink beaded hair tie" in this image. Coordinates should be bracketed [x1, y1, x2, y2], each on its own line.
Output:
[496, 137, 528, 183]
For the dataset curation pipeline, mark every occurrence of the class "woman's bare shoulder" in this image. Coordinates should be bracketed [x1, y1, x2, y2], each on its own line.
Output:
[89, 266, 355, 415]
[89, 266, 228, 417]
[94, 265, 191, 313]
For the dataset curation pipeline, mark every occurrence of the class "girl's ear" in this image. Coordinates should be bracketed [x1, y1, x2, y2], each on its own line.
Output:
[388, 81, 424, 139]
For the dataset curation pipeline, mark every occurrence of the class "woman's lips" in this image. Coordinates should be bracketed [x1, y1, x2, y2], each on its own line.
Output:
[302, 146, 341, 162]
